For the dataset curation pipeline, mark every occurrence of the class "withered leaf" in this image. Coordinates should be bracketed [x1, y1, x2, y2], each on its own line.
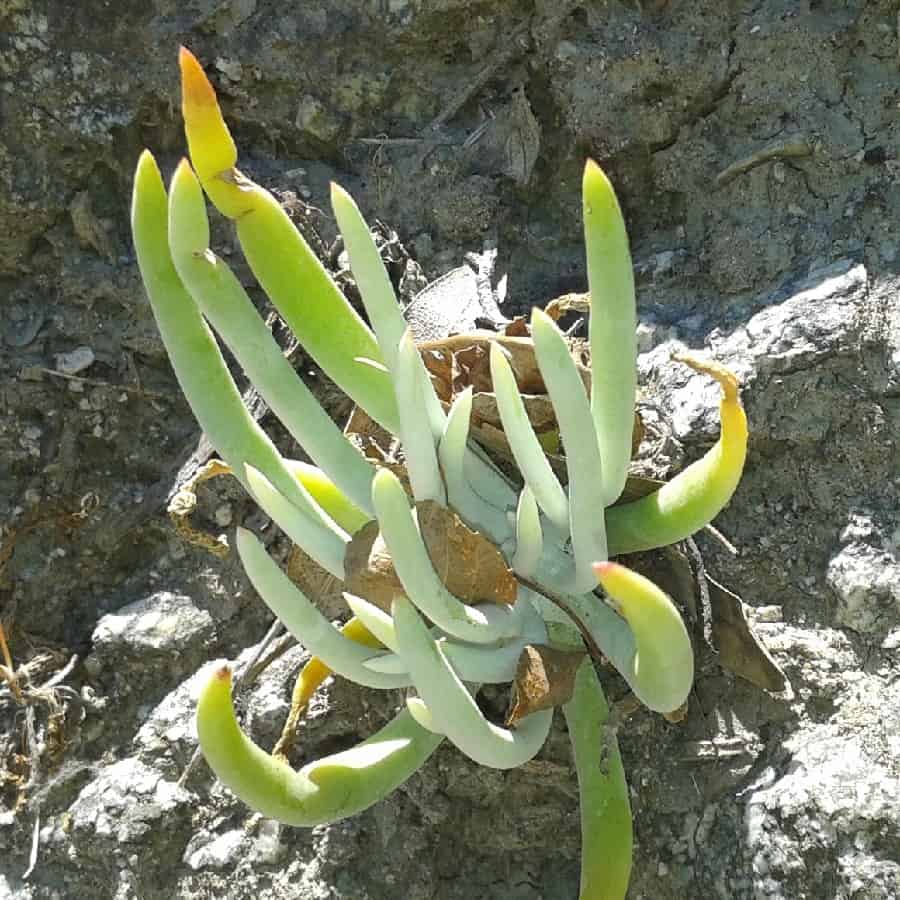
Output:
[707, 575, 787, 693]
[343, 519, 405, 613]
[469, 420, 514, 460]
[470, 391, 557, 434]
[418, 334, 544, 393]
[544, 292, 590, 321]
[500, 334, 578, 394]
[503, 316, 530, 337]
[420, 347, 456, 403]
[662, 701, 689, 724]
[631, 409, 645, 457]
[470, 389, 561, 463]
[343, 496, 517, 613]
[506, 644, 586, 727]
[418, 331, 590, 395]
[454, 343, 493, 393]
[417, 500, 517, 605]
[344, 405, 397, 462]
[287, 543, 353, 621]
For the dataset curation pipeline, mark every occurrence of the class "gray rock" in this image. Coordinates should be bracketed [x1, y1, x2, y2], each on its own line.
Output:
[826, 543, 900, 635]
[639, 259, 868, 442]
[406, 250, 508, 342]
[295, 94, 343, 143]
[5, 2, 900, 898]
[133, 659, 225, 768]
[184, 829, 247, 871]
[722, 260, 866, 380]
[744, 724, 900, 900]
[91, 590, 215, 668]
[65, 758, 191, 844]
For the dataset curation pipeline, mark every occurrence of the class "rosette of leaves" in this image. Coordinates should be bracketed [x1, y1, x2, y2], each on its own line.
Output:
[130, 49, 748, 900]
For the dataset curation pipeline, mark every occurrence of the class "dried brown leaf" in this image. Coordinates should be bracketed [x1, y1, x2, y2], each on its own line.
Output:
[470, 391, 557, 435]
[417, 500, 517, 605]
[286, 544, 348, 619]
[344, 406, 399, 462]
[500, 336, 553, 394]
[343, 497, 516, 612]
[418, 334, 543, 393]
[470, 420, 515, 460]
[420, 348, 456, 403]
[544, 292, 590, 321]
[707, 576, 787, 693]
[614, 475, 665, 505]
[454, 343, 493, 393]
[503, 316, 530, 337]
[343, 519, 405, 613]
[662, 701, 689, 723]
[631, 409, 645, 457]
[506, 644, 586, 727]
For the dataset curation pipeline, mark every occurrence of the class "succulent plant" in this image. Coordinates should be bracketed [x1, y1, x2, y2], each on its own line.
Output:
[130, 48, 748, 899]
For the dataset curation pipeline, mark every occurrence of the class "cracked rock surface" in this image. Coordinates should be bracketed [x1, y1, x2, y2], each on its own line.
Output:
[1, 2, 898, 898]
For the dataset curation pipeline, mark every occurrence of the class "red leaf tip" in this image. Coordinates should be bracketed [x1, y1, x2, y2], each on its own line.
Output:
[213, 664, 232, 684]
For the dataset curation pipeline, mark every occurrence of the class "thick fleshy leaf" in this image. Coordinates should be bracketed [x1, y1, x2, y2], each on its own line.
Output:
[594, 561, 694, 714]
[392, 597, 553, 769]
[583, 160, 636, 507]
[178, 47, 398, 430]
[563, 660, 633, 900]
[605, 356, 747, 556]
[197, 664, 442, 826]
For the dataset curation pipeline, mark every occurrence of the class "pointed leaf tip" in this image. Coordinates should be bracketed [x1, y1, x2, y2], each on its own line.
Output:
[179, 46, 218, 109]
[137, 148, 156, 169]
[213, 663, 232, 685]
[593, 561, 628, 592]
[134, 149, 163, 188]
[178, 49, 237, 187]
[529, 305, 553, 329]
[582, 157, 612, 186]
[169, 157, 203, 203]
[330, 181, 355, 214]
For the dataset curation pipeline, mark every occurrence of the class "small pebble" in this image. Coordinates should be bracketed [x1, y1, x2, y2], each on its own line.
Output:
[18, 366, 45, 381]
[754, 605, 783, 623]
[55, 346, 95, 376]
[214, 503, 234, 527]
[83, 654, 102, 678]
[881, 629, 900, 651]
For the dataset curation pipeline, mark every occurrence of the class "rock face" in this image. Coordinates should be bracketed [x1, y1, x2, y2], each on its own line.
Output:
[1, 2, 899, 898]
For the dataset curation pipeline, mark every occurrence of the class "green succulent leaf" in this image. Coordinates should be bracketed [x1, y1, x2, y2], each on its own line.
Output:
[196, 663, 442, 826]
[563, 659, 633, 900]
